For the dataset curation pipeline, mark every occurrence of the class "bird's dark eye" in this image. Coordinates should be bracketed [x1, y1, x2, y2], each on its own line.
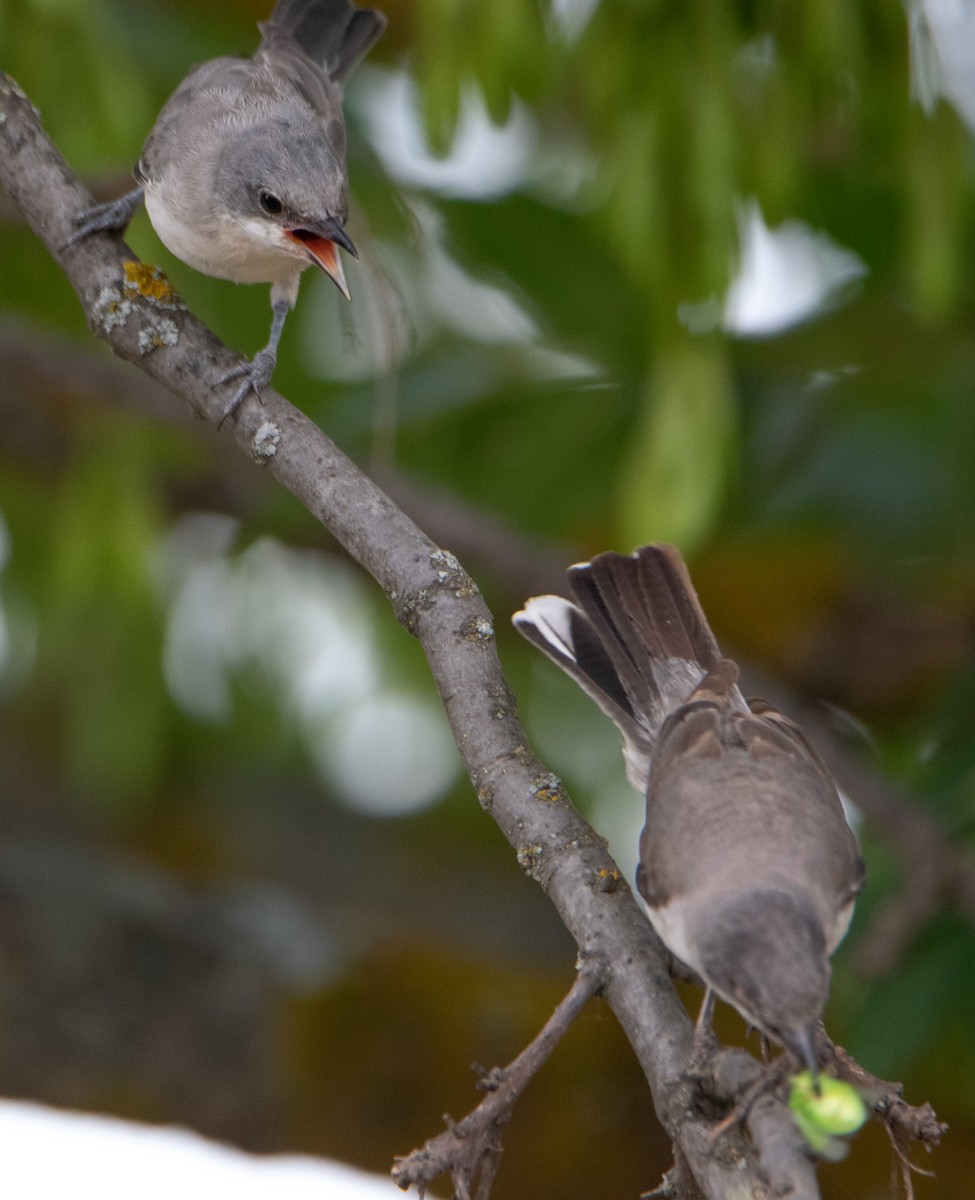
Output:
[259, 191, 283, 215]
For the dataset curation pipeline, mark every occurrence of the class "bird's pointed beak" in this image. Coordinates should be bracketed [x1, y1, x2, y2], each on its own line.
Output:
[285, 216, 356, 301]
[784, 1025, 820, 1079]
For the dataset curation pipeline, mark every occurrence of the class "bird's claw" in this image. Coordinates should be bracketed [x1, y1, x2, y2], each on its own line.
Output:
[216, 349, 277, 427]
[64, 191, 144, 249]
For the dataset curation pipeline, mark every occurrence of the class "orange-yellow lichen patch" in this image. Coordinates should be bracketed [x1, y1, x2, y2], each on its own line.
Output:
[122, 261, 183, 308]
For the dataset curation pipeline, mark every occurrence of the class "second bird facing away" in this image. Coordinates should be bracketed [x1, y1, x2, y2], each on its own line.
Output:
[514, 544, 865, 1072]
[70, 0, 386, 420]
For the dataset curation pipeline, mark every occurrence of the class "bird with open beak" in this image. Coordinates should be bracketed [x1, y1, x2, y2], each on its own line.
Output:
[69, 0, 386, 421]
[514, 544, 866, 1075]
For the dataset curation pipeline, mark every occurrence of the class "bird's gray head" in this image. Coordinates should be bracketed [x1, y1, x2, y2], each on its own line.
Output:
[211, 117, 355, 296]
[696, 889, 830, 1072]
[214, 116, 348, 223]
[218, 108, 350, 211]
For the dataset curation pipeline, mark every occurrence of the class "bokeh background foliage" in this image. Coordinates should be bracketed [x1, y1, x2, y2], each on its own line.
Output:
[2, 0, 975, 1196]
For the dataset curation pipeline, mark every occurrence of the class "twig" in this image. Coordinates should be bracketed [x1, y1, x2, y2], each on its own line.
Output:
[392, 958, 606, 1199]
[830, 1040, 945, 1199]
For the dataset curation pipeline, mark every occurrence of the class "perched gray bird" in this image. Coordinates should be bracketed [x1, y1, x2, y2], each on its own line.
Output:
[69, 0, 386, 420]
[513, 544, 865, 1071]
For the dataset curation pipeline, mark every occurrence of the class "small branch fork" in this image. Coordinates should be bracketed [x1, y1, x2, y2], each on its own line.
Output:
[393, 958, 607, 1200]
[0, 73, 947, 1200]
[828, 1044, 947, 1200]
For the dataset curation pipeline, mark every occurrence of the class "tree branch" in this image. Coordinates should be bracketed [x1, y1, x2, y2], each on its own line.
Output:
[0, 72, 941, 1200]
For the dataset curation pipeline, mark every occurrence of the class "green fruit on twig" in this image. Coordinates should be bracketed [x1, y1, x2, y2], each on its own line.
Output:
[789, 1072, 868, 1159]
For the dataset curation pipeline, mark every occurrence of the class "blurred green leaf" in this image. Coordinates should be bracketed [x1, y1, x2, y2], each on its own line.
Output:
[618, 339, 736, 551]
[38, 420, 171, 808]
[851, 920, 971, 1077]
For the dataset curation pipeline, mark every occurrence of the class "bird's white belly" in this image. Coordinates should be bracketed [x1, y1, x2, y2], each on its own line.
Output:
[645, 894, 705, 978]
[144, 189, 304, 288]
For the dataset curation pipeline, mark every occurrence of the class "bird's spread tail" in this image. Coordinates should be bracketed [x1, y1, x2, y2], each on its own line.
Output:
[268, 0, 386, 79]
[514, 545, 742, 791]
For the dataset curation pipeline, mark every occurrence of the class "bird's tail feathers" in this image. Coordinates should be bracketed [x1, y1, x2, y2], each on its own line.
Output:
[514, 545, 743, 792]
[268, 0, 386, 79]
[513, 595, 653, 791]
[566, 545, 730, 727]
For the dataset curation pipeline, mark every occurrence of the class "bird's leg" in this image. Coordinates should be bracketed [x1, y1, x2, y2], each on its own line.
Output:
[64, 187, 145, 246]
[687, 988, 719, 1076]
[217, 296, 292, 425]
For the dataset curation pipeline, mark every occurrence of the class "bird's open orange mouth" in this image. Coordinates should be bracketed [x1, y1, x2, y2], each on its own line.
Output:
[286, 229, 351, 300]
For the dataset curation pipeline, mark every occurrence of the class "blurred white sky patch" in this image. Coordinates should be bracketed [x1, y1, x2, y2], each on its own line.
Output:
[421, 209, 538, 344]
[909, 0, 975, 132]
[302, 201, 598, 384]
[354, 64, 595, 210]
[695, 200, 868, 337]
[156, 519, 460, 816]
[313, 200, 536, 375]
[355, 67, 535, 199]
[325, 66, 599, 383]
[231, 540, 378, 719]
[0, 1099, 428, 1199]
[735, 32, 778, 83]
[548, 0, 601, 42]
[313, 693, 460, 817]
[163, 558, 238, 720]
[156, 513, 242, 720]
